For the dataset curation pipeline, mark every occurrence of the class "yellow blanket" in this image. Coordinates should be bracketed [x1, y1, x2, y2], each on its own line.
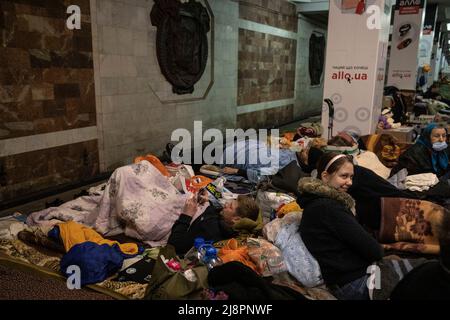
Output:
[57, 221, 139, 255]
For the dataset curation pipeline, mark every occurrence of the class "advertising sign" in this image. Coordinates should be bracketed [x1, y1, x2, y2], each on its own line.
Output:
[386, 0, 426, 91]
[321, 0, 391, 137]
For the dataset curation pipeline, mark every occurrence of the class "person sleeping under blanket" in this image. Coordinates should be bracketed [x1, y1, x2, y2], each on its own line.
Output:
[220, 137, 327, 184]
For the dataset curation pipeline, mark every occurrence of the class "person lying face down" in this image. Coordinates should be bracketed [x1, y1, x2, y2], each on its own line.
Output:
[297, 152, 384, 300]
[390, 123, 450, 178]
[167, 191, 260, 255]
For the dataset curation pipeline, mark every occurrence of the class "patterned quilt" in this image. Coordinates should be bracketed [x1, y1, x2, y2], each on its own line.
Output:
[379, 197, 443, 255]
[27, 160, 207, 247]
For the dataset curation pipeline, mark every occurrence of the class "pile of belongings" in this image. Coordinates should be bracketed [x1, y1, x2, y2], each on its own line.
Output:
[275, 135, 313, 153]
[359, 134, 402, 168]
[414, 95, 450, 116]
[296, 122, 322, 138]
[50, 221, 144, 286]
[3, 125, 448, 302]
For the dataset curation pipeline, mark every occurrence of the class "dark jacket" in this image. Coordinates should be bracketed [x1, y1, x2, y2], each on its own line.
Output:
[389, 144, 450, 205]
[208, 261, 307, 300]
[390, 260, 450, 300]
[349, 165, 415, 231]
[390, 143, 450, 178]
[297, 178, 384, 286]
[168, 206, 236, 255]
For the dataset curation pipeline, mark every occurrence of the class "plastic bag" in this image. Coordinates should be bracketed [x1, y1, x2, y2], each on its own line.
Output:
[247, 238, 287, 277]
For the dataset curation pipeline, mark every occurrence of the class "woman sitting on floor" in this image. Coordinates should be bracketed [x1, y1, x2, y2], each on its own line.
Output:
[390, 123, 450, 178]
[323, 133, 411, 231]
[298, 152, 384, 300]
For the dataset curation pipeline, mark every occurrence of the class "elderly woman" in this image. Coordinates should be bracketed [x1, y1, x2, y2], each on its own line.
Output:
[390, 123, 450, 178]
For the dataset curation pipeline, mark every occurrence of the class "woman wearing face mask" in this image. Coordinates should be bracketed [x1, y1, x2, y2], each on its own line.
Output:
[390, 123, 450, 178]
[297, 152, 384, 300]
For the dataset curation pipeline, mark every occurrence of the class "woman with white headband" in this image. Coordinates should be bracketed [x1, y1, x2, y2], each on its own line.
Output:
[297, 152, 384, 300]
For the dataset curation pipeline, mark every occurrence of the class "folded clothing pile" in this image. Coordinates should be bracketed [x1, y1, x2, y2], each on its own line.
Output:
[404, 173, 439, 192]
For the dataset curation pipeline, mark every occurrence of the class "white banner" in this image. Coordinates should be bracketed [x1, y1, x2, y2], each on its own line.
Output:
[420, 4, 437, 89]
[433, 47, 442, 82]
[386, 0, 426, 91]
[321, 0, 391, 137]
[418, 34, 433, 67]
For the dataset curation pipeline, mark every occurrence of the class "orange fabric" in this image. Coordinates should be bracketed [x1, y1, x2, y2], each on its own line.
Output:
[58, 221, 139, 255]
[134, 154, 170, 177]
[190, 175, 213, 190]
[218, 239, 259, 274]
[277, 201, 302, 218]
[283, 132, 296, 142]
[364, 134, 380, 152]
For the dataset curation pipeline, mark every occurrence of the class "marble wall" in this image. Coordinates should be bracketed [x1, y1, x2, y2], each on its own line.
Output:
[239, 0, 298, 32]
[0, 0, 326, 204]
[0, 0, 99, 203]
[236, 0, 298, 129]
[92, 0, 239, 171]
[237, 29, 296, 106]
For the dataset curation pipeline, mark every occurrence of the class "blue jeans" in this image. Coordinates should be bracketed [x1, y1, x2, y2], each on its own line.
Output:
[330, 275, 370, 300]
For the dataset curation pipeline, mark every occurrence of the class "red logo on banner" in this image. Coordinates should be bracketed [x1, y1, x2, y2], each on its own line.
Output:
[331, 71, 368, 83]
[399, 6, 419, 14]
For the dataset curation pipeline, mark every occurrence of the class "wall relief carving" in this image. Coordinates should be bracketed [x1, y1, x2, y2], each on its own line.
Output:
[150, 0, 211, 94]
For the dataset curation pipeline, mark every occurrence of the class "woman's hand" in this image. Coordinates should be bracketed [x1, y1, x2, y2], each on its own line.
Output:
[221, 167, 239, 175]
[183, 197, 198, 217]
[197, 189, 209, 205]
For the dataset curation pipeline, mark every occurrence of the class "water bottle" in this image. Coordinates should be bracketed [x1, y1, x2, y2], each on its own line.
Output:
[270, 208, 276, 221]
[212, 176, 226, 192]
[194, 238, 205, 258]
[184, 237, 205, 263]
[201, 246, 223, 270]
